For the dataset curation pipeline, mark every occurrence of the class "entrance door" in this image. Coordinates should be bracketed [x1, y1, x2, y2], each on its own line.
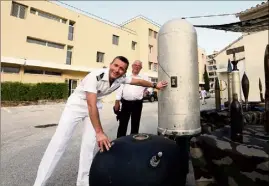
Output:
[66, 79, 78, 96]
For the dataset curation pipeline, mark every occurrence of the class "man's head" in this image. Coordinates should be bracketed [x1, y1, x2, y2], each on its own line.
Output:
[132, 60, 142, 75]
[109, 56, 129, 80]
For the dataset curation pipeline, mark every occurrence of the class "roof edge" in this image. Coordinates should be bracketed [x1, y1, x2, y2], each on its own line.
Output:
[213, 35, 244, 58]
[235, 1, 269, 17]
[121, 15, 161, 28]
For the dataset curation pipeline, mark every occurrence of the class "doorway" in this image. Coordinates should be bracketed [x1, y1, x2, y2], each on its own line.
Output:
[66, 79, 78, 96]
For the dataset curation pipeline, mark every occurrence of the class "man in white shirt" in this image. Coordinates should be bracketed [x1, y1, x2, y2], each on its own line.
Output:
[114, 60, 150, 138]
[33, 56, 168, 186]
[200, 87, 207, 105]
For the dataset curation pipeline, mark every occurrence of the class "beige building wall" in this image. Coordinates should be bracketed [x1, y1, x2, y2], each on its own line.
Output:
[122, 16, 160, 80]
[1, 0, 206, 102]
[214, 1, 269, 103]
[214, 36, 245, 103]
[243, 30, 268, 101]
[214, 31, 268, 103]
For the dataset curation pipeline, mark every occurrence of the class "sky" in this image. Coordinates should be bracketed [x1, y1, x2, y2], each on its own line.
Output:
[56, 1, 265, 55]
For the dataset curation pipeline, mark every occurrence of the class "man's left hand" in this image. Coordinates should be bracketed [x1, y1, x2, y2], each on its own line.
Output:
[156, 80, 168, 90]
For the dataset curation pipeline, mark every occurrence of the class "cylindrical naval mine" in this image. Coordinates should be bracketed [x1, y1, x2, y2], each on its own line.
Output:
[231, 61, 242, 102]
[157, 18, 200, 137]
[227, 59, 233, 105]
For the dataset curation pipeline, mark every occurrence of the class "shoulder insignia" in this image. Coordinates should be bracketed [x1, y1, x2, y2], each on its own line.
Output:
[96, 72, 104, 81]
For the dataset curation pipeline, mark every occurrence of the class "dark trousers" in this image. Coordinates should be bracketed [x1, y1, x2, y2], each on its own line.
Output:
[117, 99, 143, 138]
[176, 136, 190, 186]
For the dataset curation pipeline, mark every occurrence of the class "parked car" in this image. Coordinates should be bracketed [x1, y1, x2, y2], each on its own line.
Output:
[143, 90, 158, 102]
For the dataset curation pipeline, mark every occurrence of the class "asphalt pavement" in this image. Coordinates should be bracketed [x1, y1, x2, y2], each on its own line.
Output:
[1, 98, 215, 186]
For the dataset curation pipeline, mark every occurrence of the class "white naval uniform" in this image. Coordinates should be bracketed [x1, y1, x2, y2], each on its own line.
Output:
[33, 68, 132, 186]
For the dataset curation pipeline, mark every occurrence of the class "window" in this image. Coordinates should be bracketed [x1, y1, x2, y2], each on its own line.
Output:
[209, 72, 216, 76]
[148, 62, 153, 70]
[24, 69, 43, 74]
[44, 71, 62, 76]
[11, 2, 27, 19]
[149, 29, 153, 37]
[112, 35, 119, 45]
[24, 69, 62, 76]
[132, 41, 137, 50]
[30, 8, 37, 15]
[30, 8, 67, 24]
[208, 66, 213, 71]
[153, 63, 158, 72]
[27, 37, 46, 46]
[47, 41, 65, 49]
[66, 46, 73, 65]
[149, 45, 153, 53]
[154, 31, 157, 39]
[151, 78, 158, 83]
[97, 52, 105, 63]
[26, 37, 65, 49]
[1, 66, 20, 73]
[68, 21, 75, 41]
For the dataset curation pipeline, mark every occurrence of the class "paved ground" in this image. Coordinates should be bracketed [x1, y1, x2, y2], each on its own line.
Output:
[1, 98, 215, 186]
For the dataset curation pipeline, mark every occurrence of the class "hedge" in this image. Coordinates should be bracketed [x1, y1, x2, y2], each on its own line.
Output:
[1, 82, 69, 101]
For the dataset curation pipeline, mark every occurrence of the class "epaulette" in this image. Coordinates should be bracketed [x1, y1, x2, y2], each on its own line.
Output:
[96, 72, 104, 81]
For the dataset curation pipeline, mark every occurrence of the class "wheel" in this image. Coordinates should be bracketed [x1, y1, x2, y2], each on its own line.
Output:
[149, 96, 155, 102]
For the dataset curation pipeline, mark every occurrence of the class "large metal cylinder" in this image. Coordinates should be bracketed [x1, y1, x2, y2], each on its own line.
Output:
[157, 18, 200, 136]
[227, 59, 233, 105]
[89, 134, 185, 186]
[232, 71, 242, 102]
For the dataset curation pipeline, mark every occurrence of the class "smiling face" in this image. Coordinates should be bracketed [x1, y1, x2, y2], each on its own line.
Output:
[109, 57, 129, 80]
[132, 60, 142, 75]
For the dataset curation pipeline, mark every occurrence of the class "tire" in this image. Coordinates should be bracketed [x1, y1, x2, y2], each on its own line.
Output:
[149, 96, 155, 102]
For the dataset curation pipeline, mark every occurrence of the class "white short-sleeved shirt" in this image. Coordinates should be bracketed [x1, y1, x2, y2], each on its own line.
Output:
[115, 73, 149, 101]
[201, 90, 207, 97]
[72, 68, 132, 102]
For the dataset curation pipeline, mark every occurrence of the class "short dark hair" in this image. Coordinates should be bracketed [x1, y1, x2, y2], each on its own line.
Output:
[112, 56, 129, 69]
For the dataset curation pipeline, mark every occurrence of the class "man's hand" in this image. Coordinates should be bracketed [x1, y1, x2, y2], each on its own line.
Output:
[156, 80, 168, 90]
[114, 100, 120, 112]
[96, 131, 111, 152]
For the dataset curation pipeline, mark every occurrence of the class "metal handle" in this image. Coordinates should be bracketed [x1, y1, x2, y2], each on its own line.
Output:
[150, 152, 163, 168]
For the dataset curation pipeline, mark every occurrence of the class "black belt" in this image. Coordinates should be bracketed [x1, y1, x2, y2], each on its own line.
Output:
[122, 98, 143, 103]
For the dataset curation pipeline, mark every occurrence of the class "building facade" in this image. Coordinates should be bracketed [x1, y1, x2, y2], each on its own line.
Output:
[215, 1, 268, 103]
[206, 51, 218, 93]
[1, 0, 206, 102]
[198, 47, 207, 86]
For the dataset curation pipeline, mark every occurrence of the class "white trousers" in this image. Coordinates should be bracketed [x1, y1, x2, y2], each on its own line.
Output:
[33, 100, 98, 186]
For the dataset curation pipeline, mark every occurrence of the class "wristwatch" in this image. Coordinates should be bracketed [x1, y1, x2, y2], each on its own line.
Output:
[152, 83, 157, 89]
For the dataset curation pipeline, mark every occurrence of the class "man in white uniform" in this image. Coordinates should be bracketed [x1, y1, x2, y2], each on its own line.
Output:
[114, 60, 151, 138]
[33, 56, 168, 186]
[200, 87, 207, 105]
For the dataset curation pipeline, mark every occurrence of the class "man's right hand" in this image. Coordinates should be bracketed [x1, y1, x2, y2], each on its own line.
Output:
[96, 131, 111, 152]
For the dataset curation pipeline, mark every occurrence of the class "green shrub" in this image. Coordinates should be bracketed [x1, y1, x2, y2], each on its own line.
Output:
[1, 82, 68, 101]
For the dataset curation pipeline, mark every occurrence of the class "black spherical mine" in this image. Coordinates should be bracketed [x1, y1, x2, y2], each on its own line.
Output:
[89, 133, 186, 186]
